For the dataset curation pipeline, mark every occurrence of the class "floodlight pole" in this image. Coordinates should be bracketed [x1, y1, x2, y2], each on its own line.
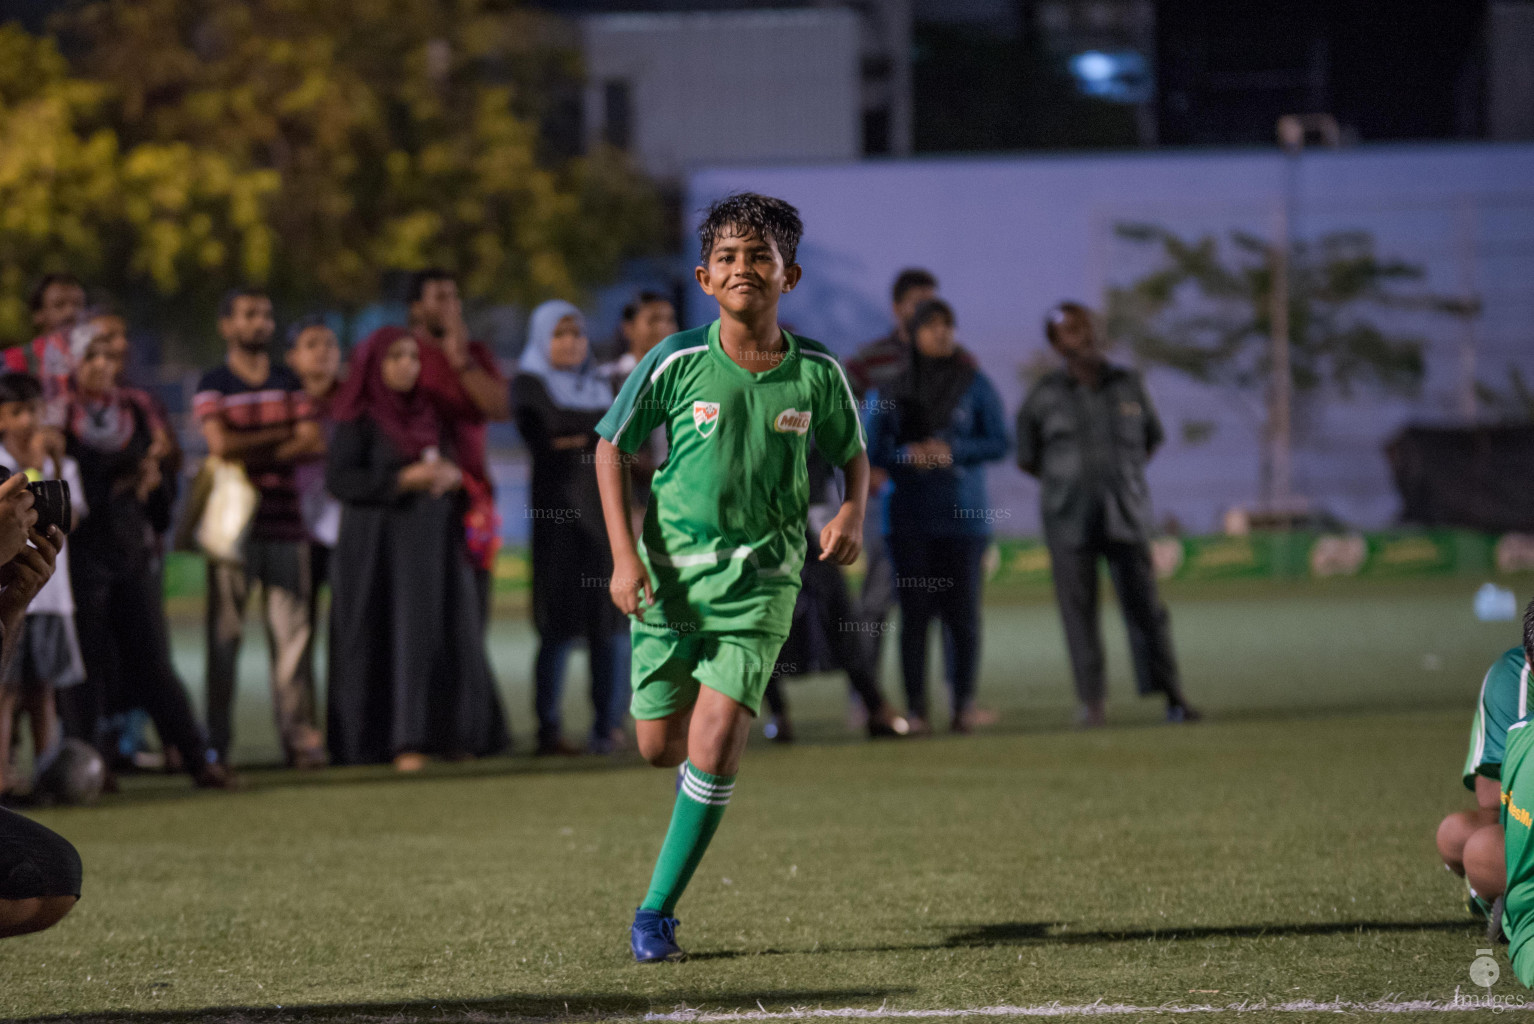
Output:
[1269, 113, 1338, 512]
[1456, 200, 1479, 422]
[1268, 158, 1294, 508]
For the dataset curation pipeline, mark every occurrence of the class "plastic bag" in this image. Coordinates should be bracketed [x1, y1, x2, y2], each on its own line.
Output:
[194, 456, 258, 564]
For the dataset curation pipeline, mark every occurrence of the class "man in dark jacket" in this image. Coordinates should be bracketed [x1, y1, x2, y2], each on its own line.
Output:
[1016, 302, 1198, 726]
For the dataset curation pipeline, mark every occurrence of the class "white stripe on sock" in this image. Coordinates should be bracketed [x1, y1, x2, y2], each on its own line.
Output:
[682, 765, 735, 794]
[681, 775, 733, 802]
[681, 768, 734, 806]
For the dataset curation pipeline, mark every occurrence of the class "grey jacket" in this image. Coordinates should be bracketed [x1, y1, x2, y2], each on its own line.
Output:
[1015, 364, 1164, 547]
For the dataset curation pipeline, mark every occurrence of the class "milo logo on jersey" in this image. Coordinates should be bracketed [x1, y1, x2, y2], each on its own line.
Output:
[773, 409, 811, 434]
[693, 401, 720, 437]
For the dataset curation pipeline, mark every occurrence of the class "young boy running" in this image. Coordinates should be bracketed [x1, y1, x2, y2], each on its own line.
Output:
[594, 193, 869, 963]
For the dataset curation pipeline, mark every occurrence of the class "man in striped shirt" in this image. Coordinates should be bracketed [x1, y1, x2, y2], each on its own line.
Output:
[193, 288, 326, 769]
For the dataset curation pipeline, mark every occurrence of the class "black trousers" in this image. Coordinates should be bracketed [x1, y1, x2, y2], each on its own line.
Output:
[765, 551, 892, 720]
[887, 534, 988, 720]
[0, 807, 81, 900]
[63, 556, 211, 769]
[307, 541, 332, 639]
[1047, 539, 1181, 705]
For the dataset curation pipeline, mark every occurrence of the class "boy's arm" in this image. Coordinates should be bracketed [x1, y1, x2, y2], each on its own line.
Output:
[819, 450, 868, 565]
[595, 438, 652, 614]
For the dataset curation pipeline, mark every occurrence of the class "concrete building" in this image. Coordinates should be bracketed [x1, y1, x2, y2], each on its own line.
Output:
[579, 8, 862, 178]
[547, 0, 913, 178]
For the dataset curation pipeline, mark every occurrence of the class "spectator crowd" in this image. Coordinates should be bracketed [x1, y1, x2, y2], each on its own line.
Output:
[0, 263, 1197, 800]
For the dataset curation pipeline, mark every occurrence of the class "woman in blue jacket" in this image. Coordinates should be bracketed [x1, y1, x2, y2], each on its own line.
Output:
[866, 299, 1009, 733]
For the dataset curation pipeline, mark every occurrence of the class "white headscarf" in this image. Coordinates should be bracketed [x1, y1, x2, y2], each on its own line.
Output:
[517, 300, 612, 410]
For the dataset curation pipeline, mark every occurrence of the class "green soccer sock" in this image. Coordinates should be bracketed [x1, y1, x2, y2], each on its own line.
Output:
[640, 762, 736, 915]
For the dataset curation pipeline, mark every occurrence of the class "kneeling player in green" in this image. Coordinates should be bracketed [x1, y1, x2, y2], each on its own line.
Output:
[1499, 605, 1534, 983]
[594, 194, 870, 963]
[1438, 641, 1531, 927]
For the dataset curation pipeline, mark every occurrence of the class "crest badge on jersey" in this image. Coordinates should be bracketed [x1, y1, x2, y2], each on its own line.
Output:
[693, 400, 720, 438]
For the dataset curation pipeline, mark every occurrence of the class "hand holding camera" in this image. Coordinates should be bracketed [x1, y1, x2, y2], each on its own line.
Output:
[0, 525, 60, 623]
[0, 465, 70, 539]
[0, 469, 67, 633]
[0, 474, 37, 566]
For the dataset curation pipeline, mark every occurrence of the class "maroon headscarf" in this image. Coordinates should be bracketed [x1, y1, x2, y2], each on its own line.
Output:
[331, 326, 441, 461]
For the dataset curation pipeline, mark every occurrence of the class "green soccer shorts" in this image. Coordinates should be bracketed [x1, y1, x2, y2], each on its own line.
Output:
[629, 621, 787, 719]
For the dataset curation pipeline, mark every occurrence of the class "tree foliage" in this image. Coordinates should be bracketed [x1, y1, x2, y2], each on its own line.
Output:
[1, 1, 659, 351]
[0, 24, 277, 341]
[1105, 223, 1476, 405]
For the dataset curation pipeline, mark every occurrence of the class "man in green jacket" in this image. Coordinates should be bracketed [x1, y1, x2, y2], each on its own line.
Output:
[1016, 302, 1198, 727]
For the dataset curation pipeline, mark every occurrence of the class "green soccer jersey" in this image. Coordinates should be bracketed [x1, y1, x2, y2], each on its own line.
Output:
[596, 320, 865, 636]
[1501, 718, 1534, 984]
[1464, 647, 1533, 789]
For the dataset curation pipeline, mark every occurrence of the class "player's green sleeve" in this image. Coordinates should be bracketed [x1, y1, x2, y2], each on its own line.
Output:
[1464, 647, 1532, 790]
[1466, 701, 1490, 790]
[804, 347, 865, 467]
[597, 342, 672, 454]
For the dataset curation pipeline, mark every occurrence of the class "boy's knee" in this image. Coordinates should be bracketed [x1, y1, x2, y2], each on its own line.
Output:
[637, 733, 685, 768]
[1439, 811, 1476, 869]
[0, 894, 77, 939]
[35, 893, 78, 931]
[1439, 809, 1500, 869]
[1464, 825, 1507, 898]
[25, 894, 76, 934]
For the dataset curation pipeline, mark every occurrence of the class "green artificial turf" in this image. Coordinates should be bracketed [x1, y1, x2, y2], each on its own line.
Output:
[1, 577, 1529, 1022]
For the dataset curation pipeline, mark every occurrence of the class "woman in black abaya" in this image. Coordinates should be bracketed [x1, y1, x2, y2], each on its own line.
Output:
[325, 328, 507, 769]
[512, 300, 627, 756]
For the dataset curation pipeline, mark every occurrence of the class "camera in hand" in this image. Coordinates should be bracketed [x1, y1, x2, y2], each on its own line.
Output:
[0, 466, 72, 536]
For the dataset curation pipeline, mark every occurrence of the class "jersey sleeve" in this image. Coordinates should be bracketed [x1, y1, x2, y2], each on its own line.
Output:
[809, 353, 866, 467]
[597, 344, 670, 455]
[1465, 647, 1531, 788]
[191, 370, 226, 422]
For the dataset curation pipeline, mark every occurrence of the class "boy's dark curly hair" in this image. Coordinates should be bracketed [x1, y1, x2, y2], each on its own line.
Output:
[697, 193, 803, 267]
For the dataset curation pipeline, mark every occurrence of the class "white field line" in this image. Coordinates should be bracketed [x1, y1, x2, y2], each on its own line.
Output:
[641, 994, 1533, 1019]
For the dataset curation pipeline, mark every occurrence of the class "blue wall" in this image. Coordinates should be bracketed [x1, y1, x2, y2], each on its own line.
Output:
[687, 142, 1534, 534]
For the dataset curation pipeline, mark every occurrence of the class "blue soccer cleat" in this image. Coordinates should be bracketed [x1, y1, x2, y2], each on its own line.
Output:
[631, 908, 686, 963]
